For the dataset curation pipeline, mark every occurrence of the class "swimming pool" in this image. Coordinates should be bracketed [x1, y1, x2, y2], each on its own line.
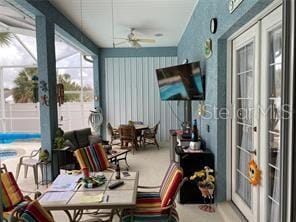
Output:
[0, 133, 41, 144]
[0, 150, 17, 160]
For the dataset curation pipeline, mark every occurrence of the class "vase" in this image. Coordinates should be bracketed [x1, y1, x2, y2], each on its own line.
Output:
[199, 186, 210, 198]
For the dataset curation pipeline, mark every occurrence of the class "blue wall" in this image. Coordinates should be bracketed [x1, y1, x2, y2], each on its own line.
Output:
[178, 0, 274, 201]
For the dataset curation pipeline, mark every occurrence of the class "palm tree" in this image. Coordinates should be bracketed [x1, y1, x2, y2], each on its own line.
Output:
[0, 32, 11, 47]
[57, 73, 81, 102]
[12, 68, 37, 103]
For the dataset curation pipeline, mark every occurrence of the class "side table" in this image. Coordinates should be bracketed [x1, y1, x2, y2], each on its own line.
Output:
[38, 160, 52, 188]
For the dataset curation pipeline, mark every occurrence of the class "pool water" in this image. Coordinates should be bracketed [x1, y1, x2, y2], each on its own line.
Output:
[0, 150, 17, 160]
[0, 133, 41, 144]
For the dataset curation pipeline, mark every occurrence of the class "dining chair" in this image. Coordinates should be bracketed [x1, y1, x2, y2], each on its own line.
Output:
[15, 148, 42, 188]
[119, 124, 138, 154]
[107, 122, 120, 145]
[1, 163, 8, 173]
[74, 143, 110, 172]
[121, 162, 186, 222]
[1, 172, 48, 222]
[129, 121, 145, 145]
[18, 200, 54, 222]
[143, 122, 160, 149]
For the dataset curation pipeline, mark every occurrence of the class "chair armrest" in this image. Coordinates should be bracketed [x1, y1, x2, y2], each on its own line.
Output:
[8, 201, 30, 222]
[30, 149, 41, 157]
[133, 203, 175, 212]
[138, 185, 161, 189]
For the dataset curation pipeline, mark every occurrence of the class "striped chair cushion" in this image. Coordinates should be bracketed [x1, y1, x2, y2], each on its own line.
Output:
[122, 206, 179, 222]
[74, 143, 110, 172]
[136, 192, 161, 209]
[20, 200, 53, 222]
[1, 172, 24, 211]
[159, 162, 183, 207]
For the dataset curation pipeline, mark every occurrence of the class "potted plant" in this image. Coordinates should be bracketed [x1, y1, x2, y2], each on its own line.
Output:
[190, 166, 215, 198]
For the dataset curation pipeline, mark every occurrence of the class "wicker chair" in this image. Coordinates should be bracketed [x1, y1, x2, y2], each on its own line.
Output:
[107, 122, 120, 145]
[128, 120, 145, 145]
[143, 122, 160, 149]
[119, 124, 138, 154]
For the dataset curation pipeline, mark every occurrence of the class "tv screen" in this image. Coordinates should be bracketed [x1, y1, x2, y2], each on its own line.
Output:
[156, 61, 205, 100]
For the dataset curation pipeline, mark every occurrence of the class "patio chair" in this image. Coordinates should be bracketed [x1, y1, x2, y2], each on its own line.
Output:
[1, 172, 51, 222]
[15, 148, 42, 189]
[121, 162, 186, 222]
[143, 122, 160, 149]
[1, 163, 8, 173]
[74, 143, 111, 172]
[107, 122, 120, 145]
[119, 124, 138, 154]
[128, 121, 145, 145]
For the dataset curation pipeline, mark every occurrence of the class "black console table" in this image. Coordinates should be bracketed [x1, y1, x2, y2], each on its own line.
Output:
[176, 147, 214, 204]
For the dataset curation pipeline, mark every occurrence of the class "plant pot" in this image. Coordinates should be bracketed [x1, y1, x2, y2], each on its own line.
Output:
[199, 186, 210, 198]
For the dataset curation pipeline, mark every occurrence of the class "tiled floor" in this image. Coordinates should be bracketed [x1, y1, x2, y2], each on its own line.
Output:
[1, 141, 226, 222]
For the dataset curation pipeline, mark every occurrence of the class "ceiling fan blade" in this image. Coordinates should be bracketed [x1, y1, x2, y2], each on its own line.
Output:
[114, 41, 128, 46]
[130, 41, 141, 48]
[137, 39, 156, 43]
[113, 37, 129, 40]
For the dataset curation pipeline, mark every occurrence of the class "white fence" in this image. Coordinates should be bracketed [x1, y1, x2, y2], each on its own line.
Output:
[0, 102, 94, 132]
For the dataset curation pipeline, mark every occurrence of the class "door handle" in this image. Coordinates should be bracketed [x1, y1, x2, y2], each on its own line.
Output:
[247, 149, 257, 155]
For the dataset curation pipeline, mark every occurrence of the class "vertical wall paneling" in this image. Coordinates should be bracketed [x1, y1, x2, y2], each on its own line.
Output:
[104, 56, 178, 142]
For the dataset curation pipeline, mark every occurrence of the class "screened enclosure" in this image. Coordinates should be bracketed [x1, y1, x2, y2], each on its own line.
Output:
[0, 32, 94, 132]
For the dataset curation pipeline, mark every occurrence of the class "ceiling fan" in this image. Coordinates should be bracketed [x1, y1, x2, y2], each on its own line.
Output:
[113, 28, 156, 48]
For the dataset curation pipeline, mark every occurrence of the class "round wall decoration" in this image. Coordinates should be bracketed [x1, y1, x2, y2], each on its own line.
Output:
[248, 159, 261, 186]
[210, 18, 217, 34]
[204, 38, 212, 59]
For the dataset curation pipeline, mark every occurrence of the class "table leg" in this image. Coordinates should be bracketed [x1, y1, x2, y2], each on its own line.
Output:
[73, 209, 83, 221]
[64, 210, 74, 222]
[124, 153, 130, 169]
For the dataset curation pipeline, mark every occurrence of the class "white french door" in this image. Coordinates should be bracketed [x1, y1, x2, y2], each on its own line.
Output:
[260, 6, 282, 222]
[232, 23, 260, 222]
[231, 6, 282, 222]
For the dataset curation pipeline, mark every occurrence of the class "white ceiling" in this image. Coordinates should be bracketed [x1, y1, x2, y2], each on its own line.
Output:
[49, 0, 198, 48]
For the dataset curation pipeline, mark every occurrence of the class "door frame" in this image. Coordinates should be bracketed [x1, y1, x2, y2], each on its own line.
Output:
[259, 7, 282, 222]
[226, 0, 283, 220]
[226, 0, 283, 202]
[230, 23, 260, 222]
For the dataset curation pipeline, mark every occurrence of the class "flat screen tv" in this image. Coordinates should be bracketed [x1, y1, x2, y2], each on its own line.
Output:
[156, 61, 205, 100]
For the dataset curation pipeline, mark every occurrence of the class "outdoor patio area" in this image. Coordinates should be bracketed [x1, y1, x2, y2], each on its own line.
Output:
[0, 141, 229, 222]
[1, 0, 295, 221]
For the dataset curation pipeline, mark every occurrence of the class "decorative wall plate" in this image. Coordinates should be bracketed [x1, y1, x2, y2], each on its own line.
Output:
[204, 38, 212, 59]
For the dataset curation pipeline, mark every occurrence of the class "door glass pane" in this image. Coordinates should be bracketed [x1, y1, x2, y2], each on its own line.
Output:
[238, 72, 253, 98]
[237, 99, 253, 124]
[235, 42, 254, 209]
[269, 134, 280, 168]
[269, 65, 282, 98]
[267, 27, 282, 222]
[269, 99, 281, 133]
[236, 124, 253, 151]
[236, 172, 252, 208]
